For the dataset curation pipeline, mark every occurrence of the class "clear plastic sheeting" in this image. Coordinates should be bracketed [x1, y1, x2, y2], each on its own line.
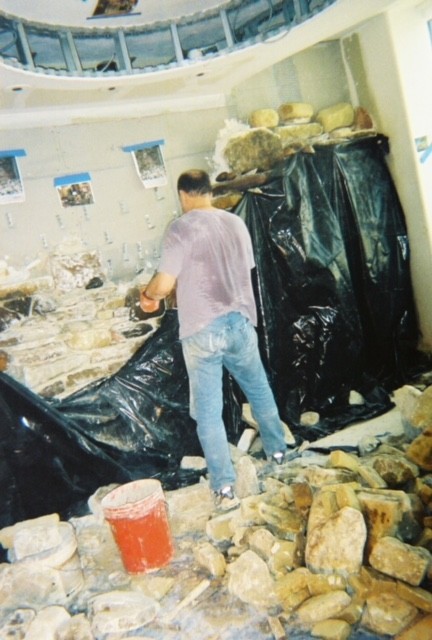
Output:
[237, 135, 420, 439]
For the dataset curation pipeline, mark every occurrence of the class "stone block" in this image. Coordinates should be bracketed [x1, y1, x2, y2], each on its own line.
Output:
[249, 108, 279, 128]
[276, 122, 323, 145]
[305, 506, 367, 575]
[394, 614, 432, 639]
[406, 428, 432, 471]
[278, 102, 314, 122]
[227, 550, 277, 608]
[328, 450, 360, 472]
[369, 536, 431, 586]
[311, 618, 352, 640]
[316, 103, 354, 132]
[296, 590, 351, 625]
[24, 606, 71, 640]
[362, 592, 418, 636]
[194, 541, 226, 577]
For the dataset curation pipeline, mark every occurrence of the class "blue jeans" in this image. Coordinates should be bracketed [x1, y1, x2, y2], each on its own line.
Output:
[181, 312, 286, 492]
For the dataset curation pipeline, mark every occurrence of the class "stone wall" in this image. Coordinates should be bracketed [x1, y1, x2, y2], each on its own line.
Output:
[0, 249, 162, 399]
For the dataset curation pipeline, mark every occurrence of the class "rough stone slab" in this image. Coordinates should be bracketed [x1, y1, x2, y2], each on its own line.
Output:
[295, 590, 351, 625]
[369, 536, 432, 586]
[394, 614, 432, 639]
[249, 108, 279, 128]
[316, 103, 354, 132]
[362, 591, 418, 636]
[311, 618, 352, 640]
[277, 102, 314, 122]
[224, 128, 284, 173]
[24, 605, 70, 640]
[305, 506, 367, 575]
[227, 550, 277, 608]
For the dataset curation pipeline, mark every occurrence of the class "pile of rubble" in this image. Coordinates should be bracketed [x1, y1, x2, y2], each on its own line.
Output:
[0, 383, 431, 639]
[0, 248, 161, 399]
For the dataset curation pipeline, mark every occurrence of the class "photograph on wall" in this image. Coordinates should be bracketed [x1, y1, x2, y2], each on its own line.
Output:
[54, 173, 95, 208]
[0, 153, 25, 204]
[92, 0, 139, 18]
[127, 140, 168, 189]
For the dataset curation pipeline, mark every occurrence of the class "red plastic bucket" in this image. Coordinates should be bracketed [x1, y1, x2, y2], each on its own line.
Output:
[101, 479, 174, 574]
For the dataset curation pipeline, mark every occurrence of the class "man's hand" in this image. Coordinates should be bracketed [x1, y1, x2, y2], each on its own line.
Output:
[139, 289, 160, 313]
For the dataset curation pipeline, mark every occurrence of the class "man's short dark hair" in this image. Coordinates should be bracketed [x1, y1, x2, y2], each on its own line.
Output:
[177, 169, 212, 195]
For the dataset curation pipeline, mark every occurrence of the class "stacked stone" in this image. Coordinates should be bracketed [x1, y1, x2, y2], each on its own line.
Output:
[0, 255, 160, 399]
[219, 102, 374, 175]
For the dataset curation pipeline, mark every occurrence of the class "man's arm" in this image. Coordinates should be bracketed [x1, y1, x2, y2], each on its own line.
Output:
[139, 271, 176, 312]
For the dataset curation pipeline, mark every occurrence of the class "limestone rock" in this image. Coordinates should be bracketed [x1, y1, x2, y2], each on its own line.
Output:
[50, 250, 105, 293]
[234, 454, 260, 498]
[305, 506, 367, 575]
[395, 614, 432, 639]
[268, 538, 299, 576]
[0, 513, 60, 549]
[278, 102, 314, 122]
[301, 466, 356, 487]
[24, 605, 71, 640]
[274, 566, 311, 611]
[223, 128, 284, 173]
[393, 384, 424, 439]
[406, 427, 432, 471]
[396, 581, 432, 613]
[0, 608, 36, 638]
[368, 452, 419, 486]
[247, 527, 276, 560]
[166, 483, 214, 535]
[356, 464, 387, 488]
[316, 103, 354, 133]
[206, 511, 236, 544]
[361, 591, 418, 636]
[276, 122, 323, 145]
[354, 106, 374, 130]
[89, 590, 159, 637]
[369, 536, 431, 586]
[357, 489, 418, 557]
[65, 327, 113, 350]
[194, 541, 226, 577]
[306, 572, 347, 597]
[415, 475, 432, 506]
[311, 618, 352, 640]
[411, 385, 432, 431]
[227, 549, 277, 608]
[249, 108, 279, 128]
[328, 449, 360, 473]
[55, 613, 94, 640]
[295, 590, 352, 625]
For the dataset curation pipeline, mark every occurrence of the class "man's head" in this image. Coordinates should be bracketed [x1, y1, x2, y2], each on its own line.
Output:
[177, 169, 213, 212]
[177, 169, 212, 195]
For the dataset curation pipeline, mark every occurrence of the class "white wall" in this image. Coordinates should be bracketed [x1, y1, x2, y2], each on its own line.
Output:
[0, 105, 230, 280]
[354, 4, 432, 350]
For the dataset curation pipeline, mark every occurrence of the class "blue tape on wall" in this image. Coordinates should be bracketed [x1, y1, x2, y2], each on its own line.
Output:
[122, 140, 165, 152]
[54, 173, 91, 187]
[0, 149, 27, 158]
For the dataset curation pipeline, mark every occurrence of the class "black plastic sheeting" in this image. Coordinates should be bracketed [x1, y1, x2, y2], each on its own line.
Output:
[0, 135, 425, 526]
[0, 311, 243, 527]
[237, 135, 421, 439]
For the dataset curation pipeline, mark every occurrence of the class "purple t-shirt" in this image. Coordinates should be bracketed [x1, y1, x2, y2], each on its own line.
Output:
[158, 208, 257, 339]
